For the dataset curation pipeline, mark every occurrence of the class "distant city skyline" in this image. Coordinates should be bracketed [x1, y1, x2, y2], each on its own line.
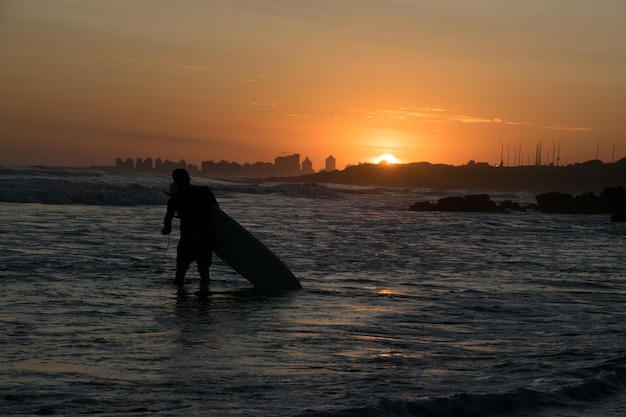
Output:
[114, 153, 339, 177]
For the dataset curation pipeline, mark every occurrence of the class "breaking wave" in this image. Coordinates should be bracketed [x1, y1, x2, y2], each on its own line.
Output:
[0, 166, 419, 206]
[298, 355, 626, 417]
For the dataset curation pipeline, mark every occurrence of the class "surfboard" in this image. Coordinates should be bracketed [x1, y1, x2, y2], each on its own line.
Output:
[210, 205, 301, 290]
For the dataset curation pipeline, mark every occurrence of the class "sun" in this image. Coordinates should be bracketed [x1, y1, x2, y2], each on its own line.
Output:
[375, 153, 399, 165]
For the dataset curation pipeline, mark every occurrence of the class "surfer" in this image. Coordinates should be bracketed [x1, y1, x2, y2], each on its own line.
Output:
[162, 168, 218, 293]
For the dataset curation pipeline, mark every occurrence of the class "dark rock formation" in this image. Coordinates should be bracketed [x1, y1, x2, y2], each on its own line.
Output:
[409, 194, 525, 212]
[498, 200, 525, 212]
[409, 186, 626, 216]
[535, 192, 577, 214]
[408, 201, 436, 211]
[536, 186, 626, 214]
[289, 160, 626, 194]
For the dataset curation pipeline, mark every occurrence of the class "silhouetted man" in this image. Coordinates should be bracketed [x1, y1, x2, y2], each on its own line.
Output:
[162, 168, 218, 293]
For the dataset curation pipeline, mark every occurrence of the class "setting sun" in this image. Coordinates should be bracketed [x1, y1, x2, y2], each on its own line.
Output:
[375, 154, 399, 165]
[0, 2, 624, 168]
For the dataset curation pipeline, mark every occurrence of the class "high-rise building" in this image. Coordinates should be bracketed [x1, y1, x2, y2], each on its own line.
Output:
[302, 157, 314, 174]
[275, 153, 301, 176]
[325, 155, 336, 172]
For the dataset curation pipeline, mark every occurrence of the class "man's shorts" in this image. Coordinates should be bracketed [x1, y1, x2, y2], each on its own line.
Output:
[177, 232, 213, 269]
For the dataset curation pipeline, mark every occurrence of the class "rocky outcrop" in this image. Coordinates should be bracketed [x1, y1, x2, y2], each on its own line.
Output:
[290, 160, 626, 194]
[408, 186, 626, 216]
[409, 194, 525, 212]
[536, 186, 626, 214]
[535, 192, 577, 214]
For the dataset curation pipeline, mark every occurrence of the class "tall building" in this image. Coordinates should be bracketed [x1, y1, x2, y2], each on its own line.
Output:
[135, 157, 153, 171]
[115, 157, 134, 170]
[274, 153, 301, 176]
[325, 155, 336, 172]
[301, 157, 314, 174]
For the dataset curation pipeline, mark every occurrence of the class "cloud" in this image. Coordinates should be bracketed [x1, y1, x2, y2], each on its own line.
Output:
[84, 53, 145, 64]
[539, 125, 593, 132]
[357, 107, 602, 135]
[216, 68, 261, 83]
[247, 100, 280, 111]
[447, 114, 504, 124]
[174, 64, 210, 71]
[360, 107, 527, 125]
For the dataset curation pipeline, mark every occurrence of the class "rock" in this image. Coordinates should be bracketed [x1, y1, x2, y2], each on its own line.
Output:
[408, 201, 435, 211]
[600, 186, 626, 212]
[409, 187, 626, 216]
[409, 194, 499, 212]
[537, 187, 626, 214]
[536, 192, 576, 213]
[436, 196, 469, 212]
[462, 194, 499, 212]
[498, 200, 525, 212]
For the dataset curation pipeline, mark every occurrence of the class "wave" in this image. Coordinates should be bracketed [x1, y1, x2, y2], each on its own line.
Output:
[0, 177, 167, 206]
[296, 355, 626, 417]
[1, 166, 534, 207]
[0, 166, 167, 205]
[0, 166, 421, 206]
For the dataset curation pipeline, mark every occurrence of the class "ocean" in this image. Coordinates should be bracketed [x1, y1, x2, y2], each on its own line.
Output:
[1, 165, 626, 417]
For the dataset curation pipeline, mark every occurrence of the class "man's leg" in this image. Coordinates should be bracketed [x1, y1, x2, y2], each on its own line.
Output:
[174, 264, 187, 288]
[197, 249, 212, 293]
[199, 270, 210, 293]
[175, 240, 192, 288]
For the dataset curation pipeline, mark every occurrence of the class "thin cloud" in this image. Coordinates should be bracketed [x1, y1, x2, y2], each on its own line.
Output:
[84, 53, 145, 64]
[448, 115, 504, 124]
[247, 100, 280, 111]
[539, 125, 593, 132]
[216, 68, 260, 83]
[360, 107, 526, 125]
[175, 64, 210, 71]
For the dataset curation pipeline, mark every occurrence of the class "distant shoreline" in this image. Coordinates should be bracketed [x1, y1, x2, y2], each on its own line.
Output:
[279, 160, 626, 194]
[90, 158, 626, 194]
[6, 159, 625, 195]
[93, 155, 626, 194]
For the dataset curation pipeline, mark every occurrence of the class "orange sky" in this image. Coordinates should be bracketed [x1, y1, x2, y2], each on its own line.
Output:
[1, 1, 625, 169]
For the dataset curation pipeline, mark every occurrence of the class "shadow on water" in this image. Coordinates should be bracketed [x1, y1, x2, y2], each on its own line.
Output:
[178, 286, 299, 302]
[171, 284, 302, 321]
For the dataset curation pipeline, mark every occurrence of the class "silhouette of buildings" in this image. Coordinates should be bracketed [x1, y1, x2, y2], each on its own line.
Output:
[115, 157, 135, 170]
[114, 153, 333, 178]
[325, 155, 336, 172]
[135, 157, 153, 171]
[301, 157, 314, 175]
[274, 154, 301, 177]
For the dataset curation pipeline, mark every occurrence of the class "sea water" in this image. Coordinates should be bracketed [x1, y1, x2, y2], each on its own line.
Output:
[1, 166, 626, 417]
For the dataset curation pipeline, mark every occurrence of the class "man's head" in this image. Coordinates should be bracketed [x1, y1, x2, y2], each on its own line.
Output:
[172, 168, 191, 187]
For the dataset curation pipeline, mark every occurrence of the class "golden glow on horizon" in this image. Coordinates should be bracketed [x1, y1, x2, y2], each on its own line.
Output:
[0, 2, 625, 167]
